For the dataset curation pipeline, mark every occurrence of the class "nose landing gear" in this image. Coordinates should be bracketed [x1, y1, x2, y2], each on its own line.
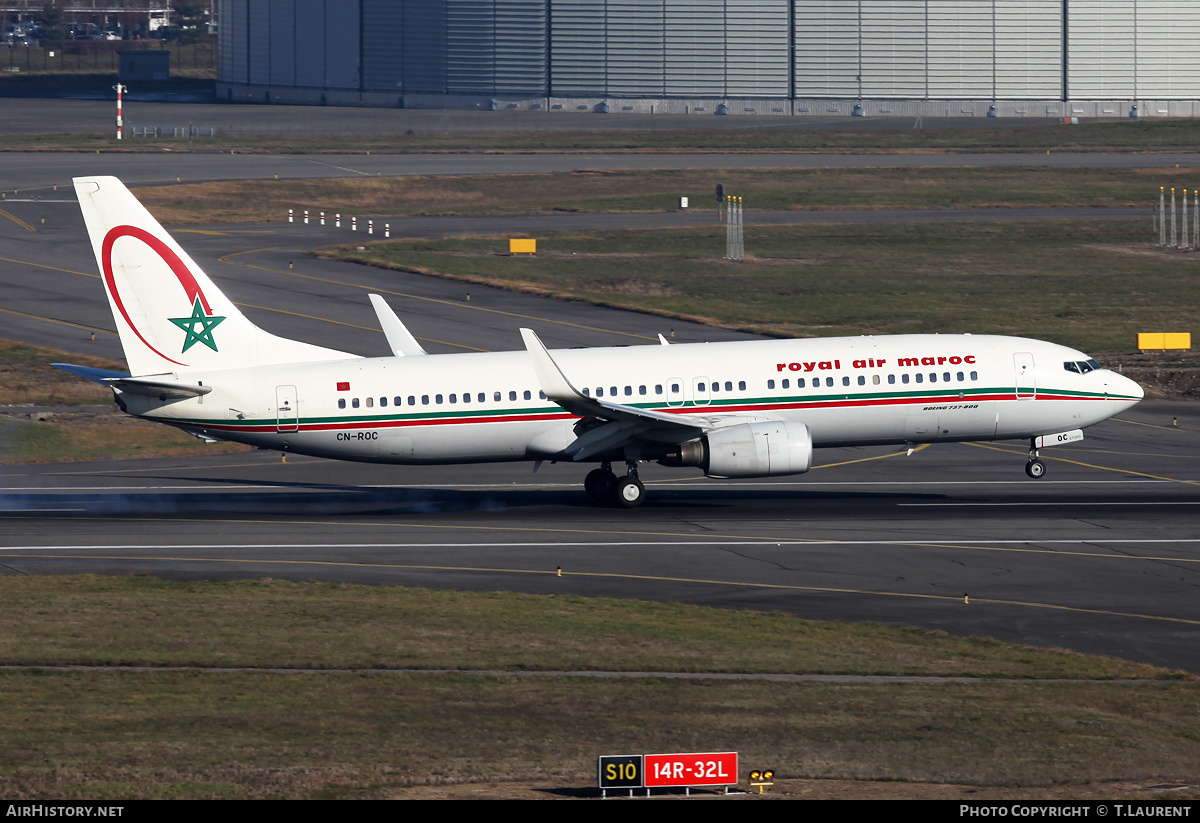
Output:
[1025, 440, 1046, 479]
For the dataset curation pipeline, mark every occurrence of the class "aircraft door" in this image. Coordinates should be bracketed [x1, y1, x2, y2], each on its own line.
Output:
[276, 385, 299, 432]
[666, 377, 684, 407]
[1014, 352, 1036, 399]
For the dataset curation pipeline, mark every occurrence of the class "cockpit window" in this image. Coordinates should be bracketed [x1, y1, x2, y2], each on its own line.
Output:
[1064, 359, 1102, 375]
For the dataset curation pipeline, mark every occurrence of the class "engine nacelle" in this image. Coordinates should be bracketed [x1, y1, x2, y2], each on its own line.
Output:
[661, 421, 813, 478]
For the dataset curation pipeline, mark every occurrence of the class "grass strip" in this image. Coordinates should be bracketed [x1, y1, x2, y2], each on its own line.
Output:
[125, 166, 1182, 224]
[6, 118, 1200, 153]
[0, 576, 1195, 799]
[317, 219, 1194, 355]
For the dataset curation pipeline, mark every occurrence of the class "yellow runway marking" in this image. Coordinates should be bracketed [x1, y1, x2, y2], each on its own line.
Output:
[1112, 417, 1185, 431]
[0, 306, 115, 335]
[0, 208, 36, 232]
[0, 256, 95, 278]
[8, 550, 1198, 629]
[815, 443, 928, 469]
[963, 442, 1200, 487]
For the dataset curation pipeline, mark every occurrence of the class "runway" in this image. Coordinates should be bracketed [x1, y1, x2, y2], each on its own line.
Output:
[0, 122, 1197, 673]
[2, 399, 1198, 672]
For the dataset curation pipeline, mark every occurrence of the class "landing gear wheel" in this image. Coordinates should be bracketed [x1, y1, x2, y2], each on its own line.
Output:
[614, 476, 645, 508]
[584, 468, 617, 502]
[1025, 459, 1046, 479]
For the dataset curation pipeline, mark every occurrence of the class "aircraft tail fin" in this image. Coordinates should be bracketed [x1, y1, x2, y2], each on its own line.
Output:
[73, 176, 354, 376]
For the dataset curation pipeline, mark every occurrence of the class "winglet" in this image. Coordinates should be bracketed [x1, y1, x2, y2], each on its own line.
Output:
[369, 294, 427, 357]
[519, 328, 584, 403]
[658, 334, 670, 346]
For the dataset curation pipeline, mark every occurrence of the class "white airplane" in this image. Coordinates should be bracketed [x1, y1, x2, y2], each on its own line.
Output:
[57, 176, 1144, 507]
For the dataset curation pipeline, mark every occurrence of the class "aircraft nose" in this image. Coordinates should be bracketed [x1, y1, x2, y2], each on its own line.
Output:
[1108, 371, 1144, 406]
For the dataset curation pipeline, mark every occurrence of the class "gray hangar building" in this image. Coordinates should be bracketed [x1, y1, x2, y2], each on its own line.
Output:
[216, 0, 1200, 118]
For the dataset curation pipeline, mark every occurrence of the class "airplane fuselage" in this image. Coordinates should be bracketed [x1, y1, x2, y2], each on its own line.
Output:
[118, 333, 1142, 466]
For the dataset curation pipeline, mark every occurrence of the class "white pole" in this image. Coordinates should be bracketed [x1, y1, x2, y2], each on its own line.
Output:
[1160, 188, 1166, 246]
[320, 211, 325, 226]
[1171, 189, 1177, 247]
[336, 213, 341, 228]
[1183, 191, 1189, 249]
[288, 209, 293, 224]
[304, 210, 309, 225]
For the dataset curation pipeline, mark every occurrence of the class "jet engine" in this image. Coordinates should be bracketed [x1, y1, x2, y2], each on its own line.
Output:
[659, 421, 813, 478]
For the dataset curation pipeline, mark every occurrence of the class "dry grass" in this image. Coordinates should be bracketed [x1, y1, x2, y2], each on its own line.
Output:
[130, 166, 1184, 224]
[0, 576, 1196, 799]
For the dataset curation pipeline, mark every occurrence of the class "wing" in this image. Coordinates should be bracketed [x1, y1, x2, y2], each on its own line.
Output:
[521, 328, 726, 461]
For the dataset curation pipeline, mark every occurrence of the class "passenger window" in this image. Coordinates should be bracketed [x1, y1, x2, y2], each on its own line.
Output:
[711, 382, 719, 393]
[583, 388, 590, 397]
[915, 374, 923, 383]
[449, 394, 457, 404]
[596, 387, 604, 397]
[888, 374, 895, 384]
[380, 397, 387, 407]
[639, 385, 647, 395]
[725, 381, 733, 391]
[478, 393, 485, 402]
[523, 390, 531, 400]
[609, 387, 616, 397]
[872, 375, 880, 385]
[422, 395, 429, 405]
[462, 393, 470, 403]
[842, 376, 850, 386]
[494, 392, 501, 402]
[510, 391, 517, 401]
[407, 396, 415, 406]
[436, 394, 443, 404]
[902, 374, 910, 384]
[970, 371, 978, 380]
[655, 385, 663, 395]
[768, 379, 775, 389]
[738, 381, 746, 391]
[956, 372, 963, 382]
[625, 386, 632, 396]
[825, 377, 833, 387]
[365, 397, 374, 408]
[338, 399, 346, 409]
[395, 396, 403, 406]
[929, 373, 937, 383]
[857, 376, 865, 386]
[539, 391, 546, 399]
[782, 379, 790, 389]
[943, 372, 950, 382]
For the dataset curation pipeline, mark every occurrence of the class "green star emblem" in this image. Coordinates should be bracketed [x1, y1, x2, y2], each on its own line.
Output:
[168, 296, 226, 353]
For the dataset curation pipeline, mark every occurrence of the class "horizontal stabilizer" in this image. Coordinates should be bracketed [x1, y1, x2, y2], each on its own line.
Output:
[369, 294, 427, 357]
[103, 376, 212, 399]
[51, 363, 131, 384]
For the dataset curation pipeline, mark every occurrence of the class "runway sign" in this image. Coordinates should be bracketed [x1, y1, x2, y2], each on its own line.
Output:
[645, 751, 737, 788]
[597, 754, 642, 789]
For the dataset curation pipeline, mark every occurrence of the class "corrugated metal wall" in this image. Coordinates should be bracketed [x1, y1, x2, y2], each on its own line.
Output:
[217, 0, 1200, 103]
[1068, 0, 1200, 99]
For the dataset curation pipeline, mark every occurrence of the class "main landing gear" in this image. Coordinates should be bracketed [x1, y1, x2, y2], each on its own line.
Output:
[1025, 440, 1046, 479]
[584, 461, 645, 508]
